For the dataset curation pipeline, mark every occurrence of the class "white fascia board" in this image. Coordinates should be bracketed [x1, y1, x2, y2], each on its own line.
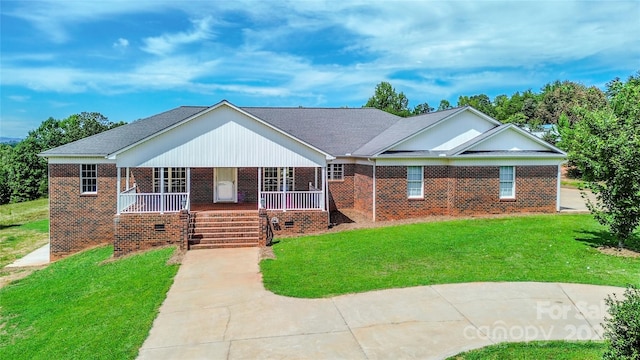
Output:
[450, 124, 567, 156]
[47, 156, 115, 164]
[107, 100, 334, 161]
[371, 108, 466, 156]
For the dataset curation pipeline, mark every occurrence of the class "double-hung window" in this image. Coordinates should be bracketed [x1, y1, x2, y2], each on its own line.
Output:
[80, 164, 97, 194]
[407, 166, 424, 198]
[153, 167, 187, 193]
[499, 166, 515, 199]
[263, 167, 294, 191]
[327, 164, 344, 181]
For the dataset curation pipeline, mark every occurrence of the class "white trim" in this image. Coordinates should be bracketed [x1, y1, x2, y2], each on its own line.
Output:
[49, 157, 115, 164]
[372, 162, 376, 222]
[258, 167, 262, 209]
[372, 107, 502, 156]
[407, 165, 424, 199]
[556, 164, 561, 212]
[107, 101, 334, 161]
[449, 124, 567, 156]
[116, 167, 121, 214]
[214, 167, 238, 203]
[80, 164, 98, 194]
[499, 166, 516, 199]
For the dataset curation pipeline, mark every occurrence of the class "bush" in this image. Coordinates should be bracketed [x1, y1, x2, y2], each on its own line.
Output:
[602, 285, 640, 359]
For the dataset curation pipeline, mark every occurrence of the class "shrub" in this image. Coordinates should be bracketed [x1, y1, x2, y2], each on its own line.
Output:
[602, 285, 640, 359]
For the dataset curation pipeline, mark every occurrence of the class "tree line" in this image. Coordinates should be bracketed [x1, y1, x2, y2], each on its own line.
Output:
[0, 113, 124, 204]
[364, 79, 608, 144]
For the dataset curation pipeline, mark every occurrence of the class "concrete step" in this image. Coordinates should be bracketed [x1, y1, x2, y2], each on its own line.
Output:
[190, 237, 259, 245]
[192, 226, 258, 233]
[191, 221, 260, 227]
[191, 232, 260, 239]
[189, 242, 259, 250]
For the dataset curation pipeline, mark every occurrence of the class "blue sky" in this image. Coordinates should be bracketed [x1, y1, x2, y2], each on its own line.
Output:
[1, 0, 639, 139]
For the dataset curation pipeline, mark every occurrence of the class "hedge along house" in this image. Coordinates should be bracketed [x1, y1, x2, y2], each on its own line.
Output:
[40, 100, 566, 260]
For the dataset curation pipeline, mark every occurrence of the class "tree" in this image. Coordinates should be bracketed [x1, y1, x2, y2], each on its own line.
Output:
[437, 99, 452, 111]
[412, 102, 434, 115]
[6, 112, 124, 203]
[559, 73, 640, 248]
[535, 80, 607, 126]
[0, 144, 12, 204]
[364, 81, 411, 116]
[457, 94, 496, 117]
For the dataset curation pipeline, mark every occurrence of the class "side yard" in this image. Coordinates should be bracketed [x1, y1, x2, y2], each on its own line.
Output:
[261, 214, 640, 298]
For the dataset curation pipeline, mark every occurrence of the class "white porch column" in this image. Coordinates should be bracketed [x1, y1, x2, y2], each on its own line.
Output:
[186, 167, 191, 211]
[282, 167, 287, 212]
[321, 166, 327, 211]
[314, 167, 318, 189]
[257, 167, 262, 209]
[160, 167, 165, 214]
[556, 164, 561, 212]
[125, 167, 130, 190]
[116, 167, 121, 215]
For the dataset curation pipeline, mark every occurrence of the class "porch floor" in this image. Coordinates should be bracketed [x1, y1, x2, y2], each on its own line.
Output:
[190, 202, 258, 212]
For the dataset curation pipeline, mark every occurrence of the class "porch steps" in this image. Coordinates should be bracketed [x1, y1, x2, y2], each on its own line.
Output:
[188, 210, 260, 250]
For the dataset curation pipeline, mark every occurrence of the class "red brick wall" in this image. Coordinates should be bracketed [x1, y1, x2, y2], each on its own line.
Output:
[265, 210, 328, 235]
[374, 165, 557, 220]
[449, 165, 557, 215]
[131, 168, 153, 193]
[49, 163, 118, 260]
[353, 164, 373, 218]
[114, 211, 188, 257]
[238, 167, 258, 203]
[191, 168, 213, 203]
[375, 166, 450, 221]
[328, 164, 355, 210]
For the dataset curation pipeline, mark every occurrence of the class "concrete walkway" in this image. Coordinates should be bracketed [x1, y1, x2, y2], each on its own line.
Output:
[560, 187, 596, 212]
[138, 248, 623, 360]
[5, 243, 50, 268]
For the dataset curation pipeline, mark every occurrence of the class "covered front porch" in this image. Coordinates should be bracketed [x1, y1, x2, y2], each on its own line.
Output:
[115, 167, 328, 214]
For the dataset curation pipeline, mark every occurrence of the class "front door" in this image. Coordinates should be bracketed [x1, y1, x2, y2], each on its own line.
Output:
[214, 168, 237, 203]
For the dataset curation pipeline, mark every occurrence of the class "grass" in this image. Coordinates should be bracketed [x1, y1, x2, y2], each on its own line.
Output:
[0, 245, 178, 360]
[448, 341, 605, 359]
[0, 199, 50, 268]
[560, 178, 586, 189]
[261, 214, 640, 298]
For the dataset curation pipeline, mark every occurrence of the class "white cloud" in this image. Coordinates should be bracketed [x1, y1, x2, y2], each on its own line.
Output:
[113, 38, 129, 49]
[141, 16, 215, 56]
[8, 95, 30, 102]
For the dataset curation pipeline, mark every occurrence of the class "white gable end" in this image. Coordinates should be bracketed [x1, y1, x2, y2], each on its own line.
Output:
[391, 111, 496, 151]
[115, 105, 328, 168]
[468, 127, 550, 152]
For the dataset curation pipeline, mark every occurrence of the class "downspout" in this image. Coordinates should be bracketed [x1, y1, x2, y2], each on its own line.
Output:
[116, 167, 121, 215]
[556, 164, 561, 212]
[369, 158, 376, 222]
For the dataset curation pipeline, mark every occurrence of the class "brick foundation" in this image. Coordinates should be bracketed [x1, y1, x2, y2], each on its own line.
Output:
[49, 164, 118, 260]
[265, 210, 328, 235]
[114, 211, 189, 257]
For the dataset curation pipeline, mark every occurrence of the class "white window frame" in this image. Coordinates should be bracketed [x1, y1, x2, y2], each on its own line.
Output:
[407, 166, 424, 199]
[80, 164, 98, 194]
[499, 166, 516, 199]
[262, 167, 294, 191]
[327, 164, 344, 181]
[153, 167, 187, 193]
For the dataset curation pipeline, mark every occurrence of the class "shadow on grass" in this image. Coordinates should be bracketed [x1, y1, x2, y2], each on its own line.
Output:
[0, 224, 21, 230]
[576, 229, 640, 252]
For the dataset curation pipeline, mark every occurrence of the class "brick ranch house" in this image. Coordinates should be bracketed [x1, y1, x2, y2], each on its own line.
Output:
[40, 100, 566, 260]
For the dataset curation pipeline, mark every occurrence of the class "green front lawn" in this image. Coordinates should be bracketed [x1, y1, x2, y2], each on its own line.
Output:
[448, 341, 605, 359]
[0, 199, 50, 268]
[261, 214, 640, 298]
[0, 245, 178, 360]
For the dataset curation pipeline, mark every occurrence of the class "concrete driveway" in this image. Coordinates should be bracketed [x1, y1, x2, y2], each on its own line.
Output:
[560, 187, 596, 212]
[138, 248, 622, 360]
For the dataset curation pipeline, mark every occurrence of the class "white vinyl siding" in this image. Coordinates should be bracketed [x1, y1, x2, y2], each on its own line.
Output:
[263, 167, 294, 191]
[407, 166, 424, 198]
[80, 164, 97, 194]
[499, 166, 515, 198]
[153, 167, 187, 193]
[327, 164, 344, 181]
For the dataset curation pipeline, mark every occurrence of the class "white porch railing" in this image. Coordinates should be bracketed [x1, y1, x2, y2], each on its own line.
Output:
[119, 192, 190, 213]
[260, 191, 323, 210]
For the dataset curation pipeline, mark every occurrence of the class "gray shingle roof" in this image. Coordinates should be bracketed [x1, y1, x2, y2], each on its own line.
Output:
[40, 106, 208, 156]
[353, 107, 466, 156]
[240, 107, 401, 156]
